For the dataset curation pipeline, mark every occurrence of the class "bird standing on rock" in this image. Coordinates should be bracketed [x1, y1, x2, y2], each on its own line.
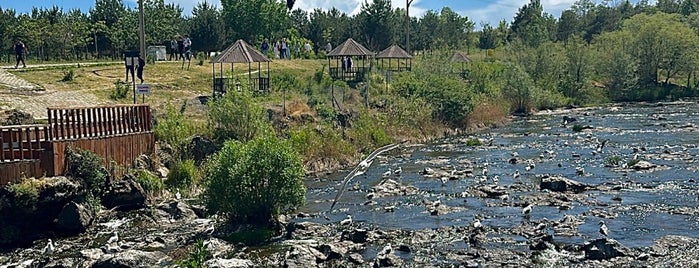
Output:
[473, 218, 483, 229]
[393, 166, 402, 176]
[522, 204, 533, 216]
[107, 232, 119, 245]
[599, 220, 609, 237]
[340, 215, 353, 226]
[43, 239, 55, 255]
[382, 169, 392, 178]
[379, 243, 393, 256]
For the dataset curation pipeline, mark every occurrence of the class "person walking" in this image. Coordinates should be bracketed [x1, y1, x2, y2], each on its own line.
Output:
[169, 38, 177, 61]
[137, 55, 145, 84]
[177, 36, 184, 60]
[261, 39, 269, 55]
[13, 39, 27, 68]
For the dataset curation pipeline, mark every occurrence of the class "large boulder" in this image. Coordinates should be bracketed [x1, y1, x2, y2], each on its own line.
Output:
[203, 258, 254, 268]
[185, 136, 217, 164]
[101, 178, 147, 210]
[91, 249, 171, 268]
[341, 228, 368, 244]
[539, 176, 591, 193]
[631, 160, 656, 171]
[583, 238, 631, 260]
[55, 201, 94, 233]
[283, 244, 326, 268]
[156, 201, 197, 221]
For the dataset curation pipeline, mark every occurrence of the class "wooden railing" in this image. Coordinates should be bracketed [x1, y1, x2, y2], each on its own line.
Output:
[47, 104, 152, 140]
[329, 67, 367, 82]
[0, 124, 49, 162]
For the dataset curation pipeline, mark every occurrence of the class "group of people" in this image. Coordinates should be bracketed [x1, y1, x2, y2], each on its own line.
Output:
[341, 56, 353, 72]
[261, 38, 313, 60]
[169, 35, 192, 61]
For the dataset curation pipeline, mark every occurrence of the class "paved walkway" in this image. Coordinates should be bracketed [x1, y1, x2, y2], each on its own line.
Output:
[0, 62, 118, 119]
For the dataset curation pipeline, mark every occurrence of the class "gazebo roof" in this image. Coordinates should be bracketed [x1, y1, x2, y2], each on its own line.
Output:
[450, 51, 472, 63]
[327, 38, 374, 57]
[211, 39, 271, 63]
[376, 44, 412, 59]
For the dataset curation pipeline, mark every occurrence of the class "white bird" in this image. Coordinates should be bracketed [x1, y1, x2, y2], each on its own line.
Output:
[107, 232, 119, 244]
[440, 176, 448, 185]
[513, 170, 521, 179]
[340, 215, 353, 226]
[175, 190, 181, 200]
[599, 220, 609, 237]
[482, 167, 488, 176]
[205, 224, 215, 235]
[393, 167, 402, 176]
[379, 243, 393, 255]
[43, 239, 55, 255]
[473, 218, 483, 229]
[492, 175, 500, 184]
[511, 152, 519, 157]
[105, 243, 121, 253]
[382, 169, 392, 178]
[575, 166, 585, 176]
[384, 205, 395, 212]
[522, 204, 533, 216]
[432, 199, 441, 208]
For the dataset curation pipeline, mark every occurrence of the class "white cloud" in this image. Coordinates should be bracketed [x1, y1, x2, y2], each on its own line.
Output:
[459, 0, 577, 28]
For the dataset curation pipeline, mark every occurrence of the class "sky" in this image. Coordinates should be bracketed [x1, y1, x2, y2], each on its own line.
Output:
[0, 0, 640, 27]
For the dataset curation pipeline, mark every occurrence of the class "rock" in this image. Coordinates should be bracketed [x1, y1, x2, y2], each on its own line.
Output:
[539, 176, 591, 193]
[81, 248, 105, 260]
[101, 178, 147, 210]
[44, 258, 79, 268]
[185, 136, 217, 165]
[341, 228, 368, 244]
[203, 258, 254, 268]
[157, 201, 197, 221]
[55, 201, 94, 233]
[373, 252, 402, 267]
[283, 244, 326, 268]
[286, 221, 332, 240]
[205, 238, 236, 258]
[529, 234, 556, 251]
[92, 249, 171, 268]
[583, 238, 631, 260]
[348, 253, 364, 264]
[477, 185, 509, 198]
[133, 154, 155, 171]
[632, 160, 656, 170]
[156, 167, 169, 178]
[319, 243, 347, 260]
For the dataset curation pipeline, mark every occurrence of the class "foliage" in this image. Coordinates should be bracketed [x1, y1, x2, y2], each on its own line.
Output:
[166, 159, 198, 191]
[188, 2, 224, 53]
[289, 125, 355, 164]
[66, 147, 108, 196]
[604, 155, 622, 166]
[208, 90, 270, 143]
[466, 138, 482, 146]
[205, 135, 306, 224]
[154, 101, 194, 150]
[572, 124, 584, 132]
[176, 240, 211, 268]
[110, 80, 130, 100]
[135, 169, 163, 196]
[5, 178, 45, 212]
[347, 113, 392, 154]
[61, 68, 75, 82]
[501, 64, 536, 114]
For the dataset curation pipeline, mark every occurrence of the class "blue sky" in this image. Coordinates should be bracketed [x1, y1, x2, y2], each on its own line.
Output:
[0, 0, 647, 27]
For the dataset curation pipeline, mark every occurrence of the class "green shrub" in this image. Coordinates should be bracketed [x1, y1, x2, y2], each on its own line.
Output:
[154, 101, 194, 150]
[289, 125, 355, 164]
[6, 178, 44, 212]
[208, 90, 271, 143]
[66, 147, 107, 196]
[110, 80, 130, 100]
[205, 135, 306, 224]
[604, 155, 622, 166]
[572, 124, 584, 132]
[61, 69, 75, 82]
[466, 138, 482, 146]
[176, 239, 210, 268]
[167, 159, 198, 191]
[347, 113, 392, 154]
[135, 169, 164, 196]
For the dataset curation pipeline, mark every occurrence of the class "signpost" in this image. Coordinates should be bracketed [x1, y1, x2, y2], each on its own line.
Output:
[136, 84, 150, 103]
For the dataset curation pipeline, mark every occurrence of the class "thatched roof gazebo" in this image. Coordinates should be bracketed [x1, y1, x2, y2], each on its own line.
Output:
[327, 38, 375, 82]
[211, 39, 271, 97]
[450, 51, 472, 78]
[376, 44, 412, 72]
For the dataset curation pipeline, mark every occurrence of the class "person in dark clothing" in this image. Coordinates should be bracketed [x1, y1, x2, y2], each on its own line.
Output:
[177, 36, 184, 60]
[137, 56, 145, 84]
[13, 40, 26, 68]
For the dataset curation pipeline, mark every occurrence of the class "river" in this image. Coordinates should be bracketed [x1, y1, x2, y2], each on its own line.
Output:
[301, 101, 699, 251]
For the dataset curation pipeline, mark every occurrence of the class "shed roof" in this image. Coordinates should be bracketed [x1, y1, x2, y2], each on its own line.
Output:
[211, 39, 271, 63]
[327, 38, 374, 57]
[450, 51, 472, 63]
[376, 44, 412, 59]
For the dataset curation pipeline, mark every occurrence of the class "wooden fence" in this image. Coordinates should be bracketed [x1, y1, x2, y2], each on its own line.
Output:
[0, 104, 154, 184]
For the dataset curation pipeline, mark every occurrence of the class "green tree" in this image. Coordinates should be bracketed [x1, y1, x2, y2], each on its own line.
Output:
[510, 0, 550, 46]
[478, 23, 499, 49]
[501, 64, 536, 114]
[205, 135, 306, 224]
[357, 0, 394, 50]
[188, 1, 224, 54]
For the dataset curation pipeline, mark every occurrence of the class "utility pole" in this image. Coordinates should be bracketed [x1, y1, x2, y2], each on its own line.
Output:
[138, 0, 146, 58]
[406, 0, 414, 54]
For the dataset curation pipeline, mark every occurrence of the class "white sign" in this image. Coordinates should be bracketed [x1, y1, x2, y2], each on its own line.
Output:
[136, 84, 151, 95]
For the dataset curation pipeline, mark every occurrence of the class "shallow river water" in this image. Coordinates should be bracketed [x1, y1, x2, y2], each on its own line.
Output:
[300, 101, 699, 250]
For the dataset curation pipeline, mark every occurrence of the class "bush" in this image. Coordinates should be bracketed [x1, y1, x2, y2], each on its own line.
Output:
[289, 125, 355, 164]
[66, 147, 107, 196]
[154, 101, 194, 150]
[110, 80, 130, 100]
[6, 177, 45, 212]
[176, 239, 210, 268]
[205, 135, 306, 224]
[135, 169, 163, 196]
[347, 113, 392, 154]
[208, 90, 271, 143]
[61, 69, 75, 82]
[167, 159, 198, 191]
[466, 138, 482, 146]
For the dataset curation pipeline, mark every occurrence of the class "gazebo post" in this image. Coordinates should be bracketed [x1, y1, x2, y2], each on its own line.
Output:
[212, 62, 215, 97]
[248, 62, 252, 89]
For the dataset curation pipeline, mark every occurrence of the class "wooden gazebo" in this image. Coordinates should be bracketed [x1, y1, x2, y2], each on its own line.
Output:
[450, 51, 472, 78]
[376, 44, 412, 72]
[327, 38, 375, 82]
[211, 39, 271, 97]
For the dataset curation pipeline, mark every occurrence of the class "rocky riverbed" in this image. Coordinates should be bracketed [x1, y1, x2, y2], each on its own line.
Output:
[3, 101, 699, 267]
